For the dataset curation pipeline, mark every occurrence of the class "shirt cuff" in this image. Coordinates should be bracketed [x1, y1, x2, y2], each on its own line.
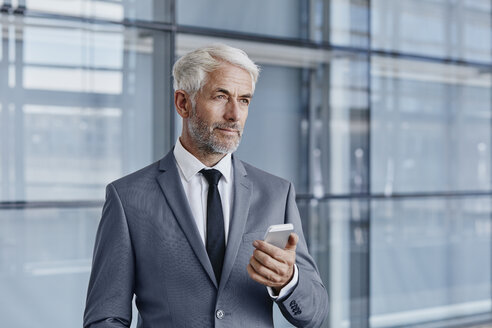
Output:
[267, 264, 299, 301]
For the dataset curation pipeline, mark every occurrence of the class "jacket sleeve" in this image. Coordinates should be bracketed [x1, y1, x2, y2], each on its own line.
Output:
[83, 183, 135, 328]
[276, 183, 329, 328]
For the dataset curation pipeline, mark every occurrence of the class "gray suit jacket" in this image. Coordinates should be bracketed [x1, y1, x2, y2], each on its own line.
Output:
[84, 151, 329, 328]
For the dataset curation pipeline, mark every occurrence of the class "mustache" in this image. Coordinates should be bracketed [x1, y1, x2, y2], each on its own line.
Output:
[213, 122, 243, 132]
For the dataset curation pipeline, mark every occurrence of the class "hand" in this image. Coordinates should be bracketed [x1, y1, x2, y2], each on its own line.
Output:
[247, 233, 298, 294]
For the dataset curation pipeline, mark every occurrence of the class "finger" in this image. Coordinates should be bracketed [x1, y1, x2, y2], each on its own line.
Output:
[249, 256, 282, 283]
[247, 263, 276, 287]
[253, 248, 283, 272]
[253, 240, 284, 260]
[284, 233, 299, 251]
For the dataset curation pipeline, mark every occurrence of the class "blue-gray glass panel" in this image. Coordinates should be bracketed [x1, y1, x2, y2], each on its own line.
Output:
[370, 196, 492, 327]
[319, 55, 370, 195]
[24, 0, 172, 23]
[177, 0, 303, 39]
[0, 207, 100, 328]
[0, 18, 171, 201]
[329, 0, 370, 48]
[372, 0, 491, 63]
[371, 57, 492, 193]
[305, 199, 367, 328]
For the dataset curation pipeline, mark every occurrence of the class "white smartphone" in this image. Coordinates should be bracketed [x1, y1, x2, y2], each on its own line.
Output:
[263, 223, 294, 249]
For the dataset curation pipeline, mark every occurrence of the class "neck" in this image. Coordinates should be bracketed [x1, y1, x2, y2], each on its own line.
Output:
[179, 136, 227, 167]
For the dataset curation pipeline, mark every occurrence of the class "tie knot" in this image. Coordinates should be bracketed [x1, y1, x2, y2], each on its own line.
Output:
[200, 169, 222, 186]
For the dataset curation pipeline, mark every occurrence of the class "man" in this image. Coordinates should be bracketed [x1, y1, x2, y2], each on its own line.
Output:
[84, 44, 328, 328]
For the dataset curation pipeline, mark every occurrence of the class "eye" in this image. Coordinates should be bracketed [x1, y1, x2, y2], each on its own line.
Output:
[215, 94, 227, 100]
[240, 98, 250, 105]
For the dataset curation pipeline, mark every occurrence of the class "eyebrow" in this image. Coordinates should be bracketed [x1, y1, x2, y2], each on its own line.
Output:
[216, 88, 253, 99]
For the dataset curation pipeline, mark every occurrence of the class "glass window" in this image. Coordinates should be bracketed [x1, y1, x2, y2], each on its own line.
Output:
[2, 1, 491, 327]
[329, 0, 370, 48]
[177, 0, 305, 39]
[0, 206, 101, 328]
[372, 0, 492, 62]
[305, 198, 369, 328]
[306, 195, 492, 328]
[371, 196, 492, 327]
[371, 57, 492, 193]
[23, 0, 172, 23]
[316, 53, 370, 195]
[0, 18, 172, 201]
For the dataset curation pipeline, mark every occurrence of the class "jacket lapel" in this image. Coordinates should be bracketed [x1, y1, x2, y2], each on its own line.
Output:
[219, 155, 252, 292]
[156, 151, 218, 288]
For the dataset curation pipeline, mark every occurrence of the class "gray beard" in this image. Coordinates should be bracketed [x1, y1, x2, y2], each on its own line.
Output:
[187, 109, 243, 155]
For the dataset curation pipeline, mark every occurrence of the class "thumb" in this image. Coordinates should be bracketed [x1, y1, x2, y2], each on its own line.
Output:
[285, 233, 298, 251]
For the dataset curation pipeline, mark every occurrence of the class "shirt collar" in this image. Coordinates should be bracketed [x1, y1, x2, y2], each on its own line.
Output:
[173, 138, 232, 183]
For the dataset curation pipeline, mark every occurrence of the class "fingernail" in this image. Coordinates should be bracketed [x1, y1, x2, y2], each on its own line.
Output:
[253, 240, 259, 247]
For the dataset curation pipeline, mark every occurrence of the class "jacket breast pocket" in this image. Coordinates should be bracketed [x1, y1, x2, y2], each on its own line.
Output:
[242, 231, 265, 243]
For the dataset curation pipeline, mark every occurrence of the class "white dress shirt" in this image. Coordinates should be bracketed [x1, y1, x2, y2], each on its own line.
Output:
[173, 138, 298, 299]
[173, 138, 233, 246]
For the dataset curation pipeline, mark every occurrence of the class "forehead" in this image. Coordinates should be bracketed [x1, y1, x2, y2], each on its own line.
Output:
[203, 63, 253, 93]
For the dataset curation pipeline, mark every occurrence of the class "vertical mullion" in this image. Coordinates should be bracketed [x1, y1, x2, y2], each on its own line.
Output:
[169, 0, 176, 150]
[323, 0, 330, 44]
[366, 0, 372, 325]
[0, 18, 9, 200]
[150, 0, 174, 161]
[300, 0, 309, 40]
[490, 0, 492, 316]
[347, 0, 372, 327]
[13, 16, 24, 200]
[151, 31, 173, 159]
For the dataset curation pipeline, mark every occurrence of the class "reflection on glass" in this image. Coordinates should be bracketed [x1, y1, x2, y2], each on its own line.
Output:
[24, 67, 122, 93]
[23, 105, 123, 200]
[0, 17, 170, 201]
[0, 207, 101, 328]
[302, 196, 492, 328]
[371, 56, 492, 193]
[177, 0, 304, 39]
[372, 0, 492, 62]
[23, 25, 124, 68]
[302, 199, 369, 328]
[317, 54, 369, 195]
[371, 196, 492, 327]
[27, 0, 123, 21]
[24, 0, 171, 23]
[329, 0, 370, 47]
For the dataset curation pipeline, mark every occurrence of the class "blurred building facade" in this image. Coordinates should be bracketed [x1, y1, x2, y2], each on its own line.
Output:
[0, 0, 491, 327]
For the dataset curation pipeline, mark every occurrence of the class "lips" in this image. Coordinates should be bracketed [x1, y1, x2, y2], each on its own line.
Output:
[217, 128, 238, 134]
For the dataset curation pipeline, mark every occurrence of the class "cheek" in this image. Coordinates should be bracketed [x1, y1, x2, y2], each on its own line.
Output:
[194, 109, 214, 124]
[201, 106, 223, 123]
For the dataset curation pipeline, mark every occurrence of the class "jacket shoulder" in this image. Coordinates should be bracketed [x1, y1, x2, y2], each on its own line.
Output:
[110, 160, 161, 191]
[239, 160, 292, 191]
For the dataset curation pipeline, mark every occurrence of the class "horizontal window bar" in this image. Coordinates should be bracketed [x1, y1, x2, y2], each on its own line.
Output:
[296, 190, 492, 201]
[2, 190, 492, 209]
[0, 200, 103, 210]
[1, 8, 175, 33]
[177, 25, 492, 70]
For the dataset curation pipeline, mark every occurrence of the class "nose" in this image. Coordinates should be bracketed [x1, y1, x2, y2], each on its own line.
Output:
[224, 99, 241, 122]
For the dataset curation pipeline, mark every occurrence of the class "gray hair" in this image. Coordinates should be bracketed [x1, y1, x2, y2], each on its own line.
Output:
[172, 44, 260, 101]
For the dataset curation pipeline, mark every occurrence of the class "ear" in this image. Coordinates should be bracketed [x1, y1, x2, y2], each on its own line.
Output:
[175, 90, 193, 118]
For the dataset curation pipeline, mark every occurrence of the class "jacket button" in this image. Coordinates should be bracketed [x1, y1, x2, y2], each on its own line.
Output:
[216, 309, 225, 319]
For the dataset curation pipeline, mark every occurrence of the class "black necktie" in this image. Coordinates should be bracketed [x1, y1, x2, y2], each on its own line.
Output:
[200, 169, 226, 284]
